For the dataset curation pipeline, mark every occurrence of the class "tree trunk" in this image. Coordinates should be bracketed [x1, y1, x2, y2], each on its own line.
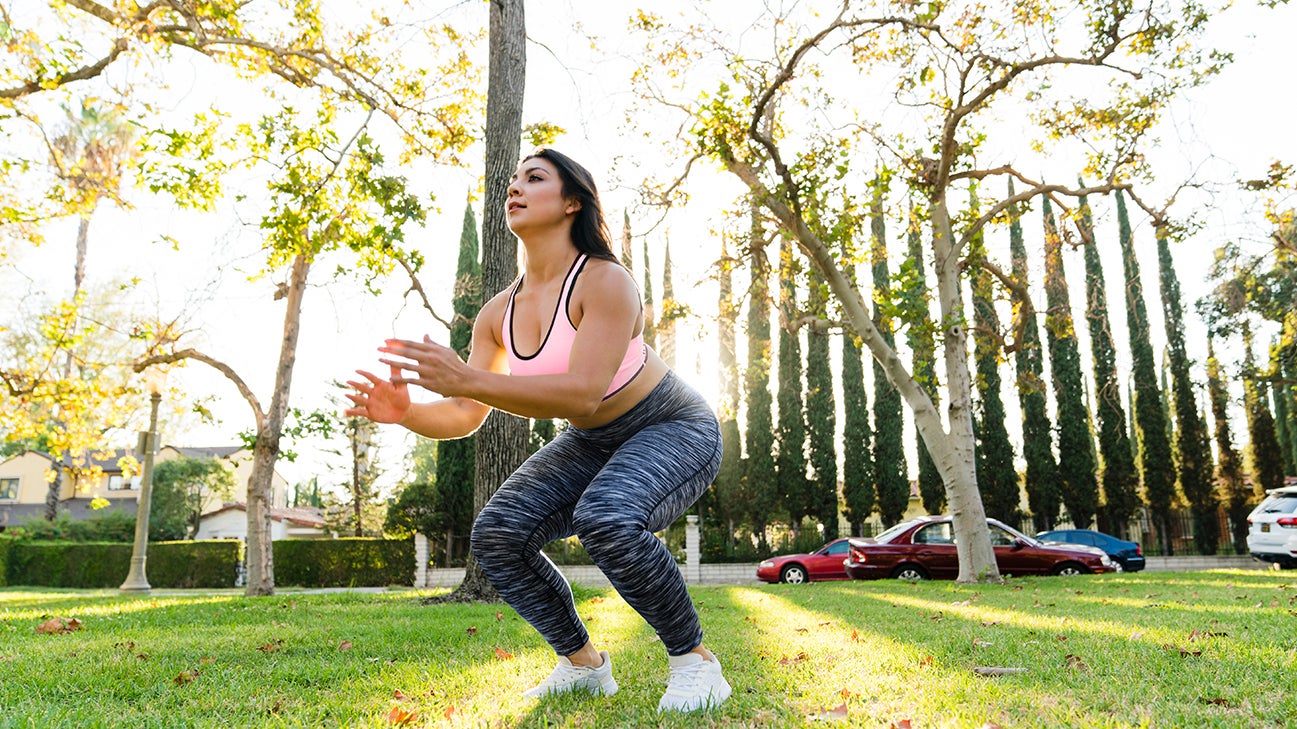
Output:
[44, 459, 62, 521]
[64, 214, 91, 379]
[245, 253, 310, 596]
[930, 197, 1000, 583]
[351, 424, 363, 537]
[432, 0, 526, 605]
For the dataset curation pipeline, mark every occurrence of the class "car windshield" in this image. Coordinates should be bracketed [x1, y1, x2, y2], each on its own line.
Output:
[1259, 495, 1297, 515]
[872, 520, 920, 544]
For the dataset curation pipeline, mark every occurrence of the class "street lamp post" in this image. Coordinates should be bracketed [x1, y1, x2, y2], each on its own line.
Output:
[120, 368, 165, 594]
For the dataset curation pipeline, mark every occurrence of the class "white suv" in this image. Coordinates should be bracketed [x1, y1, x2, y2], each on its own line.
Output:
[1246, 485, 1297, 569]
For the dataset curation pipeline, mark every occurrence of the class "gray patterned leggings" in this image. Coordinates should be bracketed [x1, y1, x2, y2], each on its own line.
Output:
[470, 371, 723, 657]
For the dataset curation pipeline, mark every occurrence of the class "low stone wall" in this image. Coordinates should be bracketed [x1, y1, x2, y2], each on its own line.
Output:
[1143, 554, 1265, 571]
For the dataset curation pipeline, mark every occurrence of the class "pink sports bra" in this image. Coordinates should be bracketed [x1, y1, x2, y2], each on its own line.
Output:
[501, 253, 648, 400]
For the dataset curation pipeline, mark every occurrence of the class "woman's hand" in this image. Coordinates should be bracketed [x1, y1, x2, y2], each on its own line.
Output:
[379, 335, 473, 397]
[344, 365, 411, 424]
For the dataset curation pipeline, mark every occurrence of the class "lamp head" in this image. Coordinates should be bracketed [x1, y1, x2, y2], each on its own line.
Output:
[144, 367, 167, 395]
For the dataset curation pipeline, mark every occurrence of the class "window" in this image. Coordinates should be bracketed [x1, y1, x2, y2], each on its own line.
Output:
[988, 526, 1018, 547]
[108, 474, 141, 491]
[0, 478, 17, 501]
[826, 541, 849, 555]
[914, 523, 954, 544]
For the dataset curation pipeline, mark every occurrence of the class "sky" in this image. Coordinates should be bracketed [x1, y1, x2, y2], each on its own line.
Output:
[3, 0, 1295, 502]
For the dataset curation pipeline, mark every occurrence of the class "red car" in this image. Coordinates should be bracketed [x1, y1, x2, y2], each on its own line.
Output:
[756, 538, 853, 584]
[845, 516, 1117, 580]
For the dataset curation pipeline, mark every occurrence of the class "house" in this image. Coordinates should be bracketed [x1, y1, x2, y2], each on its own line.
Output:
[0, 446, 327, 539]
[195, 502, 330, 540]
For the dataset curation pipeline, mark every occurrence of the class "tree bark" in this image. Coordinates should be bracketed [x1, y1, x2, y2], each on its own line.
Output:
[245, 253, 310, 596]
[432, 0, 526, 604]
[44, 458, 62, 521]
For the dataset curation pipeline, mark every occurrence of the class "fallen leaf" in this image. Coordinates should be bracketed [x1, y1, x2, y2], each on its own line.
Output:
[796, 627, 809, 634]
[929, 612, 944, 621]
[972, 637, 993, 648]
[36, 618, 82, 635]
[393, 689, 410, 701]
[1129, 631, 1145, 640]
[819, 621, 833, 627]
[114, 641, 136, 651]
[466, 626, 478, 636]
[257, 643, 280, 652]
[495, 611, 504, 621]
[386, 705, 418, 726]
[1198, 697, 1236, 707]
[444, 704, 457, 720]
[980, 620, 1001, 627]
[589, 597, 604, 603]
[851, 630, 860, 641]
[173, 670, 198, 685]
[1054, 635, 1068, 642]
[808, 702, 849, 721]
[981, 722, 1005, 729]
[200, 657, 215, 664]
[494, 647, 514, 660]
[952, 599, 973, 606]
[891, 720, 913, 729]
[973, 666, 1028, 677]
[839, 688, 859, 699]
[919, 655, 933, 666]
[338, 641, 354, 651]
[1064, 654, 1088, 671]
[135, 653, 149, 661]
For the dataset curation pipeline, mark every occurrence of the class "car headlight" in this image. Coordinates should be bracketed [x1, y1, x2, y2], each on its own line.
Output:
[1100, 555, 1113, 566]
[759, 560, 774, 568]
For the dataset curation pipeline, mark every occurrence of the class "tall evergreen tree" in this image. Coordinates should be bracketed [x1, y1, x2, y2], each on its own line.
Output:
[642, 238, 657, 350]
[777, 237, 811, 539]
[660, 239, 677, 369]
[968, 191, 1019, 523]
[840, 224, 875, 536]
[1157, 231, 1218, 554]
[1078, 191, 1139, 537]
[1009, 182, 1061, 531]
[620, 211, 633, 270]
[905, 204, 945, 514]
[1271, 342, 1297, 477]
[434, 198, 480, 563]
[870, 181, 909, 526]
[1116, 190, 1177, 554]
[1207, 336, 1251, 554]
[710, 235, 745, 551]
[528, 418, 556, 455]
[1242, 321, 1286, 495]
[744, 202, 777, 550]
[1042, 198, 1100, 528]
[806, 263, 839, 540]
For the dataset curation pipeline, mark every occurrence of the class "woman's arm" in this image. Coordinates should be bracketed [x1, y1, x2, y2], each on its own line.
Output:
[381, 261, 640, 420]
[346, 294, 508, 439]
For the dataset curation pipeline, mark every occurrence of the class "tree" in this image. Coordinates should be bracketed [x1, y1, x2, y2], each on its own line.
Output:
[1206, 336, 1250, 553]
[634, 0, 1223, 580]
[1157, 231, 1218, 554]
[434, 198, 482, 563]
[642, 238, 658, 350]
[776, 237, 810, 539]
[840, 225, 875, 537]
[1242, 322, 1286, 495]
[806, 259, 839, 540]
[620, 211, 634, 269]
[1008, 184, 1062, 532]
[708, 234, 744, 550]
[1078, 190, 1139, 537]
[1116, 191, 1178, 554]
[743, 201, 777, 550]
[903, 204, 944, 515]
[870, 182, 909, 527]
[659, 240, 678, 369]
[342, 416, 381, 537]
[150, 457, 236, 541]
[968, 192, 1019, 524]
[1043, 198, 1099, 529]
[441, 0, 528, 604]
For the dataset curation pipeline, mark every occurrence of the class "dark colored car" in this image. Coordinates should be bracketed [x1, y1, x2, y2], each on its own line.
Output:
[1036, 529, 1146, 572]
[845, 516, 1116, 580]
[756, 538, 853, 584]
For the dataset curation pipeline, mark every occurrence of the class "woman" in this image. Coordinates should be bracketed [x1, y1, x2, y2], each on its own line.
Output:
[345, 148, 730, 713]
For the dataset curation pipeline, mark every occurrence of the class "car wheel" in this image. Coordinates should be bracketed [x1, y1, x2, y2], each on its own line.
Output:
[891, 564, 928, 581]
[1052, 562, 1088, 576]
[780, 565, 808, 584]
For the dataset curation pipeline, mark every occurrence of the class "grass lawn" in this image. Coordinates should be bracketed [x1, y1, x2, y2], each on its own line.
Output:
[1, 570, 1294, 728]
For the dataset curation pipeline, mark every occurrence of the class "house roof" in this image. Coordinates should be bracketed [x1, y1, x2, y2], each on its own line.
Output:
[200, 502, 326, 528]
[170, 446, 245, 459]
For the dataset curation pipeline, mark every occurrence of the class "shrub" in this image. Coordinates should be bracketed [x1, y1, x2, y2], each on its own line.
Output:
[6, 540, 240, 588]
[12, 511, 136, 542]
[0, 536, 11, 587]
[273, 538, 414, 587]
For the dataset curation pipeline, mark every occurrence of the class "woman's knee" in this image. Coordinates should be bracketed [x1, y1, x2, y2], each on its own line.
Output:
[470, 502, 518, 563]
[571, 505, 636, 555]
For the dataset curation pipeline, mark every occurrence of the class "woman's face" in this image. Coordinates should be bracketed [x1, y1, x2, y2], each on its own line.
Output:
[505, 157, 577, 235]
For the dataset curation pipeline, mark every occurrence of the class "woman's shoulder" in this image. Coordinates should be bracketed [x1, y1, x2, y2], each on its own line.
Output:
[578, 256, 636, 292]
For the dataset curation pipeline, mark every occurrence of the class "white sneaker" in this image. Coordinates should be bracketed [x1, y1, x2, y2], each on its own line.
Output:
[657, 651, 732, 712]
[522, 650, 618, 699]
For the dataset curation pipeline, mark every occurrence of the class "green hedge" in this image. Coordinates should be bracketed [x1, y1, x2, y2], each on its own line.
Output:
[5, 540, 240, 589]
[273, 538, 414, 587]
[0, 537, 12, 587]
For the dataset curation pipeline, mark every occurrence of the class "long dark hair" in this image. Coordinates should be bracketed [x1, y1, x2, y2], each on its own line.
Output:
[523, 148, 620, 265]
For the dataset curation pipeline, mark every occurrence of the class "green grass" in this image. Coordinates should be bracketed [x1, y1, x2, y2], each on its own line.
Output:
[1, 571, 1294, 728]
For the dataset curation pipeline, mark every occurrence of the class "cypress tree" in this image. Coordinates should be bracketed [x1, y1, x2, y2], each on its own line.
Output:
[1116, 190, 1177, 554]
[529, 418, 556, 454]
[1272, 342, 1297, 477]
[776, 237, 810, 539]
[870, 180, 909, 526]
[841, 225, 875, 536]
[968, 190, 1019, 523]
[744, 201, 777, 550]
[642, 238, 657, 350]
[1207, 336, 1250, 553]
[1078, 191, 1139, 537]
[620, 211, 633, 270]
[1243, 321, 1286, 494]
[1157, 231, 1218, 554]
[905, 204, 945, 514]
[1009, 182, 1061, 531]
[434, 198, 481, 563]
[806, 263, 839, 540]
[660, 239, 677, 369]
[710, 235, 744, 552]
[1043, 198, 1100, 528]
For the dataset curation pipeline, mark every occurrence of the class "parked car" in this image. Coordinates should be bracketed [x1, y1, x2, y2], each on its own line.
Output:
[1246, 485, 1297, 569]
[1036, 528, 1146, 572]
[756, 538, 853, 584]
[845, 516, 1116, 580]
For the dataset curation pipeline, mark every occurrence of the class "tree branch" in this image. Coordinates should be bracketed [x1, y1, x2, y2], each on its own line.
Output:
[0, 38, 128, 99]
[396, 257, 454, 330]
[133, 349, 265, 426]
